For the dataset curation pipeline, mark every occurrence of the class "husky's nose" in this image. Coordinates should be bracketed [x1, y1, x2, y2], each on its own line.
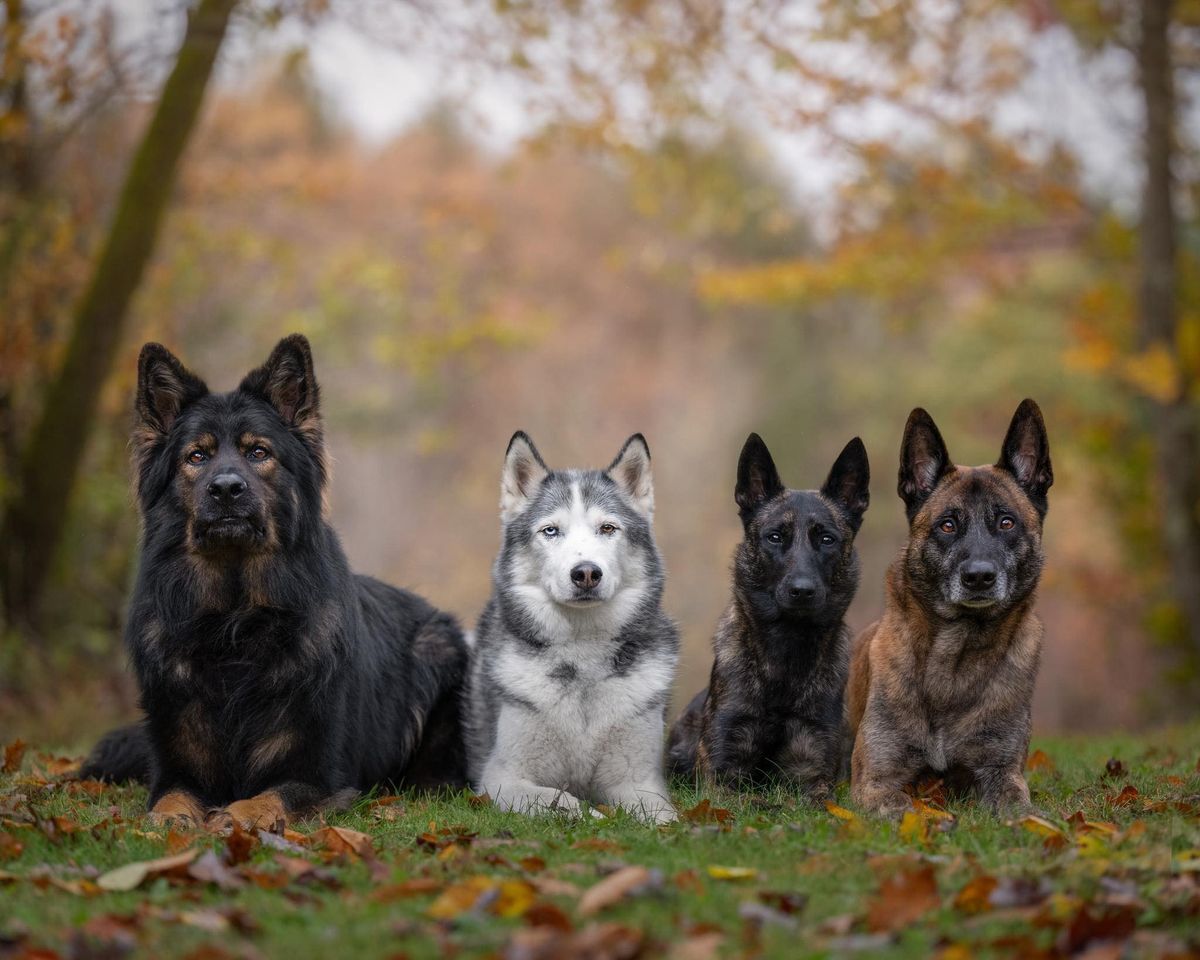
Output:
[960, 560, 997, 592]
[788, 578, 816, 602]
[208, 472, 247, 505]
[570, 562, 603, 590]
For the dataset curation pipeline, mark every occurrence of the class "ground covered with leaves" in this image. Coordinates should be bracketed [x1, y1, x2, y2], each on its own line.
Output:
[1, 725, 1199, 960]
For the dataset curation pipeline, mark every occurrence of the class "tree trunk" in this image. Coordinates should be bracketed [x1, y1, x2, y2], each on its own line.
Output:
[1, 0, 238, 629]
[1136, 0, 1200, 667]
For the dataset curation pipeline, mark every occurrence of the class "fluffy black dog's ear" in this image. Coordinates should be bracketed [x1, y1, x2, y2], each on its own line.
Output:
[136, 343, 208, 437]
[240, 334, 321, 435]
[997, 398, 1053, 515]
[898, 408, 953, 522]
[500, 431, 550, 522]
[735, 433, 785, 526]
[822, 436, 870, 532]
[607, 434, 654, 517]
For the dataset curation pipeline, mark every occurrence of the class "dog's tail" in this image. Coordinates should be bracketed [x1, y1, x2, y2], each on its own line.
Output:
[79, 722, 152, 784]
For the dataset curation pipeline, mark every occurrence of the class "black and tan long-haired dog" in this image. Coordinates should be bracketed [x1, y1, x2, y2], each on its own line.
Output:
[81, 335, 468, 829]
[667, 433, 870, 799]
[846, 400, 1052, 817]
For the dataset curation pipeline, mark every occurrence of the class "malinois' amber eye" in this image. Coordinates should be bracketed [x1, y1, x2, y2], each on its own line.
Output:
[187, 449, 207, 465]
[938, 518, 957, 535]
[997, 515, 1016, 531]
[247, 445, 271, 461]
[599, 523, 618, 535]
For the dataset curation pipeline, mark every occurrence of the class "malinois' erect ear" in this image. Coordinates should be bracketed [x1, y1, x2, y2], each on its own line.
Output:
[996, 398, 1053, 516]
[136, 343, 209, 438]
[735, 433, 785, 527]
[822, 437, 871, 532]
[607, 434, 654, 517]
[500, 431, 550, 522]
[898, 408, 953, 523]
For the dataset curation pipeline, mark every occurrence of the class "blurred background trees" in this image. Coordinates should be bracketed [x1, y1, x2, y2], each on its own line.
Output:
[1, 0, 1197, 741]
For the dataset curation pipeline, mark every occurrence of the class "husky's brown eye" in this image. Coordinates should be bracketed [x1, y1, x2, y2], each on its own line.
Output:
[247, 445, 271, 461]
[938, 518, 957, 535]
[599, 523, 618, 535]
[998, 515, 1015, 531]
[187, 449, 207, 465]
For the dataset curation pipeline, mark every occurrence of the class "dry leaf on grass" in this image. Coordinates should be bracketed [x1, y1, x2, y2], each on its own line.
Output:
[1026, 749, 1056, 772]
[427, 875, 538, 920]
[866, 862, 939, 933]
[501, 922, 643, 960]
[96, 848, 199, 892]
[705, 865, 758, 881]
[681, 799, 733, 826]
[2, 741, 27, 774]
[666, 931, 725, 960]
[578, 865, 659, 916]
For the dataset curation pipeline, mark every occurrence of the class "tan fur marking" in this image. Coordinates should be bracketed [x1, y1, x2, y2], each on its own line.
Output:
[211, 790, 288, 831]
[247, 731, 298, 774]
[149, 790, 206, 826]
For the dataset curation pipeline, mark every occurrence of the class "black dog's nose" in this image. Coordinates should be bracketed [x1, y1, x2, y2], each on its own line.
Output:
[961, 561, 997, 591]
[208, 473, 247, 505]
[571, 563, 603, 590]
[789, 578, 817, 601]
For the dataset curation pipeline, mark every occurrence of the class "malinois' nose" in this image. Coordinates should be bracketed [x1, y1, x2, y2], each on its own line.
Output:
[208, 472, 247, 505]
[570, 563, 602, 590]
[960, 561, 997, 591]
[788, 578, 817, 602]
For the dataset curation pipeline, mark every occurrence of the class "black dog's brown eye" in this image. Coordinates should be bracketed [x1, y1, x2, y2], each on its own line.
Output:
[599, 523, 618, 535]
[767, 531, 783, 544]
[247, 445, 270, 461]
[187, 449, 207, 465]
[998, 515, 1015, 531]
[938, 518, 956, 535]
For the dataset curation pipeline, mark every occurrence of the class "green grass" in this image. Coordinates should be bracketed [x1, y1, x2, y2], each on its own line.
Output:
[2, 726, 1198, 959]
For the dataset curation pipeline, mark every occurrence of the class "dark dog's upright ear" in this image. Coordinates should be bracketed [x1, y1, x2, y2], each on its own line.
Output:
[136, 343, 208, 438]
[240, 334, 321, 436]
[898, 408, 953, 522]
[501, 431, 550, 522]
[607, 434, 654, 517]
[822, 437, 870, 532]
[996, 398, 1053, 515]
[735, 433, 784, 526]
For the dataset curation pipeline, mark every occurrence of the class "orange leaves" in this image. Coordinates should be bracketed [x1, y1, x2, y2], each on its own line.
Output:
[680, 799, 733, 826]
[899, 799, 957, 845]
[2, 740, 27, 774]
[865, 860, 939, 933]
[825, 801, 866, 838]
[1026, 749, 1056, 773]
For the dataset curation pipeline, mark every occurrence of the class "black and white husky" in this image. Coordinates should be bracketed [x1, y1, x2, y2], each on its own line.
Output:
[465, 432, 679, 823]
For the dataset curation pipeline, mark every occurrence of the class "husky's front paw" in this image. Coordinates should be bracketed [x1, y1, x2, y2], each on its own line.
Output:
[490, 784, 591, 818]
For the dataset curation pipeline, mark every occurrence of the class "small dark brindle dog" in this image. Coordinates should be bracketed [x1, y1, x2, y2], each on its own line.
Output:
[667, 433, 869, 800]
[81, 335, 468, 829]
[846, 400, 1052, 817]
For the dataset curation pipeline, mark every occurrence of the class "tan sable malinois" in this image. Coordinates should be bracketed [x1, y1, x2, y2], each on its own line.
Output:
[846, 399, 1052, 817]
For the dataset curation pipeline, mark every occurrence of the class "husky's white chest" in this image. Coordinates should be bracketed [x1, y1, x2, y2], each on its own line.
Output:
[493, 642, 671, 736]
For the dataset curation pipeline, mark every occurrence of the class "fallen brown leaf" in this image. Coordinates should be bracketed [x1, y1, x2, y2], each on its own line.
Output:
[681, 799, 733, 826]
[666, 932, 724, 960]
[96, 848, 199, 892]
[2, 740, 27, 774]
[1026, 749, 1056, 773]
[501, 922, 643, 960]
[1108, 784, 1139, 807]
[866, 863, 939, 933]
[578, 865, 657, 916]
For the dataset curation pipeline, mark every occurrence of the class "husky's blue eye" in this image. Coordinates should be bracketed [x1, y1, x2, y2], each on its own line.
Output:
[540, 526, 558, 538]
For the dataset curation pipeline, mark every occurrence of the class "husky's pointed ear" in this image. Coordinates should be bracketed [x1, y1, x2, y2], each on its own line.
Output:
[735, 433, 784, 526]
[898, 408, 953, 522]
[240, 334, 320, 432]
[822, 437, 870, 532]
[607, 434, 654, 516]
[501, 431, 550, 521]
[997, 398, 1053, 515]
[136, 343, 208, 438]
